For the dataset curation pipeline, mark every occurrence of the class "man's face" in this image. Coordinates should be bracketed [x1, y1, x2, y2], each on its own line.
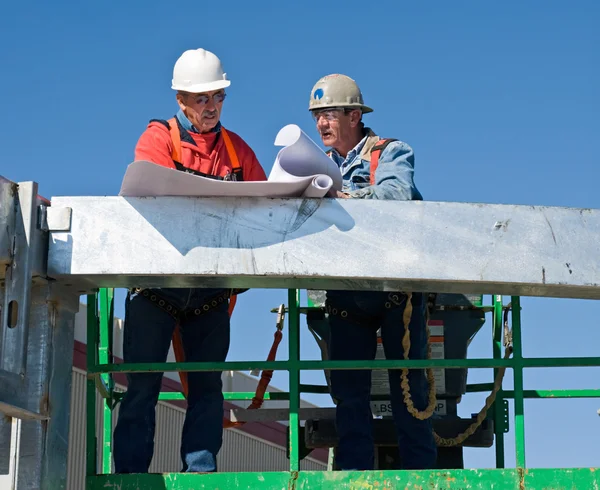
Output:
[177, 90, 226, 133]
[313, 108, 361, 149]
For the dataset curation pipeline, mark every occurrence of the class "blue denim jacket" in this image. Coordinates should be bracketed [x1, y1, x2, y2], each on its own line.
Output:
[329, 127, 423, 201]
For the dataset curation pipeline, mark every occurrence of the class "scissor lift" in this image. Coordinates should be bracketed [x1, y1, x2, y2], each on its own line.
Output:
[1, 175, 600, 489]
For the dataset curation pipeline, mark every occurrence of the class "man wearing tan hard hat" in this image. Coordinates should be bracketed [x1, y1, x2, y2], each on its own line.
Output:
[113, 48, 266, 474]
[308, 74, 437, 471]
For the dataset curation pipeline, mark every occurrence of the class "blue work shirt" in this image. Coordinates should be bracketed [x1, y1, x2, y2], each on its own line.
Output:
[329, 127, 423, 201]
[176, 109, 222, 134]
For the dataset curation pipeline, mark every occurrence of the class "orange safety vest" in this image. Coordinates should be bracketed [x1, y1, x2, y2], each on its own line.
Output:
[164, 117, 244, 181]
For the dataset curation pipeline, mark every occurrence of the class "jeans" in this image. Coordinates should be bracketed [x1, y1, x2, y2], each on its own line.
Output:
[326, 290, 437, 470]
[113, 288, 230, 473]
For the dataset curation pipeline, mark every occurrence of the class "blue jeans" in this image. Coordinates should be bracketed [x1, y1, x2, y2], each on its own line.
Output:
[113, 288, 230, 473]
[326, 290, 437, 470]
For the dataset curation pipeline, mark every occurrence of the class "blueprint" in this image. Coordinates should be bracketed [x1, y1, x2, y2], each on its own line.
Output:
[119, 124, 341, 198]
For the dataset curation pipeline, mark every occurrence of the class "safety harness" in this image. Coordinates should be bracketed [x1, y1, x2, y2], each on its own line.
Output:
[131, 286, 282, 429]
[327, 135, 397, 186]
[368, 138, 397, 185]
[132, 118, 283, 429]
[151, 116, 244, 181]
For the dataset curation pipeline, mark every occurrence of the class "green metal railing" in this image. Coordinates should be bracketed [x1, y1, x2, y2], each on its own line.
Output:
[84, 290, 600, 489]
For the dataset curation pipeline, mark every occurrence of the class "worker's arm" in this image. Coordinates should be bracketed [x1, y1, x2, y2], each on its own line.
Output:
[134, 124, 176, 169]
[346, 141, 423, 201]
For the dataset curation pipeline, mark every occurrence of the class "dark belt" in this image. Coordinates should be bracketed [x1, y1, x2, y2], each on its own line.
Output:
[325, 292, 435, 326]
[131, 288, 248, 321]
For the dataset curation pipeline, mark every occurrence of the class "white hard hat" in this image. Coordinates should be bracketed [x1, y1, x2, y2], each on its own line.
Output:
[171, 48, 231, 93]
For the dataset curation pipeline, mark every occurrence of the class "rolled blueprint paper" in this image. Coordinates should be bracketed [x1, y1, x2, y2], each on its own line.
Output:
[302, 175, 334, 198]
[269, 124, 342, 193]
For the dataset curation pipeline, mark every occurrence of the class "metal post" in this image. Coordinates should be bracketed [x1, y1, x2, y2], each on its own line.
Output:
[492, 295, 505, 468]
[511, 296, 526, 467]
[86, 294, 99, 477]
[288, 289, 300, 472]
[1, 176, 79, 489]
[1, 182, 38, 377]
[99, 288, 114, 474]
[5, 284, 79, 489]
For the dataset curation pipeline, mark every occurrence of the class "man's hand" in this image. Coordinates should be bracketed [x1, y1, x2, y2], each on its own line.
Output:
[327, 189, 351, 198]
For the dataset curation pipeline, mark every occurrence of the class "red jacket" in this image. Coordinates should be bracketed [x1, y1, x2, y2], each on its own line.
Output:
[134, 118, 267, 182]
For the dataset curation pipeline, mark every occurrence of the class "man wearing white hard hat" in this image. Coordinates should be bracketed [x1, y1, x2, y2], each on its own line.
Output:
[113, 48, 267, 474]
[134, 48, 266, 181]
[308, 74, 437, 471]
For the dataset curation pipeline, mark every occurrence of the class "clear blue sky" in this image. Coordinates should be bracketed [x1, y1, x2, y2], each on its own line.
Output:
[1, 0, 599, 470]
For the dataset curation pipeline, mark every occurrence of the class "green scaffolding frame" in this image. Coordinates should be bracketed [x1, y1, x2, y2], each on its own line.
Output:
[84, 290, 600, 489]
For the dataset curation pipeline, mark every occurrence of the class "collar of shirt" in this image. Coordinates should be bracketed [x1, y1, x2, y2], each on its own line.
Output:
[329, 130, 369, 167]
[176, 109, 222, 134]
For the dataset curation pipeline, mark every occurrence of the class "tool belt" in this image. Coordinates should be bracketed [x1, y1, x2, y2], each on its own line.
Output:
[325, 292, 436, 326]
[131, 287, 248, 322]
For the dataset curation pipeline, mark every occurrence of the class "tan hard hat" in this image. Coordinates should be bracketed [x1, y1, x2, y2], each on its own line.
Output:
[308, 74, 373, 113]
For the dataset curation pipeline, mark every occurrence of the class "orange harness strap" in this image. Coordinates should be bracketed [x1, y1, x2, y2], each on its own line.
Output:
[171, 325, 188, 396]
[167, 118, 241, 178]
[220, 127, 241, 175]
[369, 138, 397, 185]
[167, 118, 183, 164]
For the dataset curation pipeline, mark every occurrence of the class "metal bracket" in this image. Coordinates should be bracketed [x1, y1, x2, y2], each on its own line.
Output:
[92, 373, 111, 400]
[0, 182, 37, 376]
[275, 303, 286, 331]
[38, 205, 72, 232]
[251, 304, 285, 377]
[0, 400, 49, 421]
[230, 407, 336, 423]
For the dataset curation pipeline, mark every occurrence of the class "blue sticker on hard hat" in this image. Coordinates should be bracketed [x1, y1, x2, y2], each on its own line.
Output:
[313, 88, 324, 100]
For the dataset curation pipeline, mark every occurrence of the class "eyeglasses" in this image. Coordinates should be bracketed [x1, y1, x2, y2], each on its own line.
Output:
[186, 91, 227, 105]
[311, 108, 352, 122]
